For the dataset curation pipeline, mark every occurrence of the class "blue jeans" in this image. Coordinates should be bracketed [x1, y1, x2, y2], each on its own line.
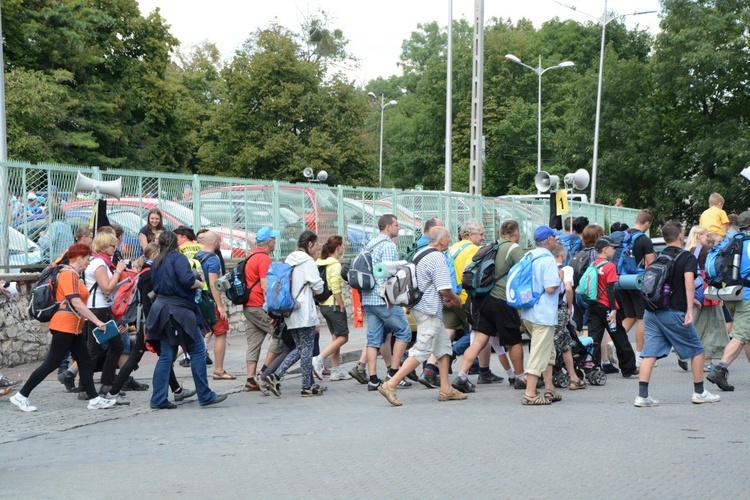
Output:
[364, 305, 411, 347]
[151, 332, 217, 407]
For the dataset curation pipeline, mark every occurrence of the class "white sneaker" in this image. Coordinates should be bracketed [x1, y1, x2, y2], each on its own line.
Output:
[634, 395, 660, 407]
[311, 356, 324, 380]
[87, 396, 116, 410]
[10, 393, 37, 412]
[330, 369, 352, 381]
[692, 390, 721, 404]
[105, 392, 130, 406]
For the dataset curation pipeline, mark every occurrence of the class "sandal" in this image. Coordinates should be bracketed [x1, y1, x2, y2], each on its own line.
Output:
[569, 379, 587, 390]
[544, 390, 563, 402]
[703, 364, 714, 373]
[213, 371, 237, 380]
[522, 394, 551, 406]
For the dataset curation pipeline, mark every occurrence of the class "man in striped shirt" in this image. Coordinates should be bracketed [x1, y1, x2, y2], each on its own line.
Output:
[378, 227, 467, 406]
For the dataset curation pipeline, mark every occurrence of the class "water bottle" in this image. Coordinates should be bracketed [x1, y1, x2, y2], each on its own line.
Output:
[732, 253, 740, 281]
[662, 284, 671, 308]
[606, 310, 617, 333]
[195, 289, 202, 303]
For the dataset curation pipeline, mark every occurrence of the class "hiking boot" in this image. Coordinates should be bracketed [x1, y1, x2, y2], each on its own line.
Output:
[451, 376, 476, 394]
[367, 380, 382, 391]
[349, 366, 369, 385]
[124, 376, 149, 391]
[602, 362, 620, 374]
[634, 395, 659, 407]
[477, 372, 504, 384]
[438, 389, 468, 402]
[378, 383, 402, 406]
[418, 372, 438, 389]
[57, 372, 76, 392]
[707, 365, 734, 391]
[692, 390, 721, 404]
[385, 374, 412, 388]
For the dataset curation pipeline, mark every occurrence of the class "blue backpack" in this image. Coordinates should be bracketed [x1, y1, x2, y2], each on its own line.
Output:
[692, 247, 705, 304]
[704, 232, 750, 287]
[558, 234, 582, 266]
[611, 231, 645, 275]
[264, 262, 301, 317]
[506, 252, 554, 309]
[446, 241, 472, 295]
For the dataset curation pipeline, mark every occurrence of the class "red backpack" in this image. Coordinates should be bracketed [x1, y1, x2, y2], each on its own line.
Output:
[111, 268, 141, 322]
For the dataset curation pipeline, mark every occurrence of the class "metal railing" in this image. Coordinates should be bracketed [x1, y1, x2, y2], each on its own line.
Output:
[2, 160, 639, 265]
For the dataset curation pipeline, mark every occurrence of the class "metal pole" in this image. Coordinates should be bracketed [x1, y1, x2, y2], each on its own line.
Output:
[378, 95, 384, 187]
[590, 2, 607, 205]
[468, 0, 485, 195]
[537, 55, 543, 176]
[444, 0, 452, 194]
[0, 4, 8, 268]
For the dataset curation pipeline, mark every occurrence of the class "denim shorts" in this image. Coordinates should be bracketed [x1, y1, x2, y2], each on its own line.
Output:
[363, 305, 411, 348]
[642, 309, 704, 360]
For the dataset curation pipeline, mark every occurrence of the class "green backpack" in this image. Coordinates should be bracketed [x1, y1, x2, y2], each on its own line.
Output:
[576, 261, 607, 305]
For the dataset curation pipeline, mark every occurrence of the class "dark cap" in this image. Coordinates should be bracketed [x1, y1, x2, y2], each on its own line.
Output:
[173, 225, 196, 241]
[595, 236, 617, 252]
[738, 211, 750, 230]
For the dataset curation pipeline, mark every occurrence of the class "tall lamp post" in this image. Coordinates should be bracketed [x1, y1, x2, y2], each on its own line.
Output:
[505, 54, 575, 192]
[555, 0, 656, 204]
[368, 92, 397, 187]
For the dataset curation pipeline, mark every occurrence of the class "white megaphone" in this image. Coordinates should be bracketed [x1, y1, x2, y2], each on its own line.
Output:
[73, 172, 122, 199]
[535, 171, 559, 193]
[564, 168, 591, 191]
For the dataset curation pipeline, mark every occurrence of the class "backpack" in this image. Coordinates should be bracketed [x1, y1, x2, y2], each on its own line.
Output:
[558, 233, 582, 266]
[347, 239, 389, 291]
[611, 230, 645, 275]
[28, 265, 64, 322]
[641, 250, 685, 311]
[380, 248, 437, 309]
[692, 247, 706, 305]
[111, 268, 141, 322]
[571, 247, 598, 289]
[446, 241, 471, 295]
[219, 252, 262, 305]
[576, 261, 607, 305]
[314, 264, 333, 305]
[462, 242, 500, 297]
[704, 232, 750, 287]
[506, 252, 554, 309]
[265, 262, 303, 317]
[404, 238, 428, 262]
[189, 255, 217, 327]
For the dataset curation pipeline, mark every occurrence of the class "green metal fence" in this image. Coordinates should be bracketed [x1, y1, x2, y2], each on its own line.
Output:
[2, 161, 639, 267]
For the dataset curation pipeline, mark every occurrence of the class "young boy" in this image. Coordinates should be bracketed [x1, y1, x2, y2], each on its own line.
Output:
[699, 193, 730, 236]
[551, 243, 586, 390]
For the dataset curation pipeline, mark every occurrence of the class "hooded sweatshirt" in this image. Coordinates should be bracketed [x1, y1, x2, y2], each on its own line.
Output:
[315, 256, 344, 307]
[285, 250, 324, 329]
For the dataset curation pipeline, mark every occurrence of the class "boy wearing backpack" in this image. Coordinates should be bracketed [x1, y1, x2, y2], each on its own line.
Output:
[586, 236, 637, 378]
[636, 221, 720, 406]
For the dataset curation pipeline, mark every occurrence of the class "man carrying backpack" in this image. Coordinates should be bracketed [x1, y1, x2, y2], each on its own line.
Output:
[635, 221, 720, 406]
[362, 214, 413, 391]
[378, 227, 466, 406]
[616, 209, 656, 368]
[707, 211, 750, 392]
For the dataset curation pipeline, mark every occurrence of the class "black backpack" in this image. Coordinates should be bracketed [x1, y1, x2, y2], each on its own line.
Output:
[461, 241, 501, 297]
[28, 265, 64, 322]
[314, 264, 333, 305]
[641, 249, 685, 311]
[571, 247, 598, 289]
[223, 252, 261, 305]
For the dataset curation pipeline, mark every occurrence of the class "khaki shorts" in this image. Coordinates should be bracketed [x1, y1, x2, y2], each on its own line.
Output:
[522, 320, 556, 377]
[725, 300, 750, 343]
[243, 306, 281, 363]
[442, 304, 469, 332]
[408, 310, 453, 363]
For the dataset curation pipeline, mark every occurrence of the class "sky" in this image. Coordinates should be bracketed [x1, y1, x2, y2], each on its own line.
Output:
[135, 0, 662, 86]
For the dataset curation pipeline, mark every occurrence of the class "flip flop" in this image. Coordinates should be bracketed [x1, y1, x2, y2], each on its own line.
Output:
[213, 371, 237, 380]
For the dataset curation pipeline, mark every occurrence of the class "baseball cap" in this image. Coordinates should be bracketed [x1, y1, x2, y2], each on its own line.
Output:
[533, 225, 561, 242]
[27, 193, 37, 201]
[256, 226, 280, 243]
[738, 210, 750, 230]
[595, 236, 617, 252]
[173, 225, 196, 241]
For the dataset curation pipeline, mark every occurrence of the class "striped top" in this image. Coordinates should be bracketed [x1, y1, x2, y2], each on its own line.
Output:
[412, 246, 452, 318]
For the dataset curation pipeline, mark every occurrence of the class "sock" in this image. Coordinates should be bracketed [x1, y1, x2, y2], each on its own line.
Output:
[638, 381, 649, 398]
[506, 369, 516, 379]
[479, 366, 490, 375]
[694, 382, 704, 394]
[636, 350, 642, 360]
[357, 361, 366, 370]
[458, 371, 468, 381]
[369, 375, 379, 384]
[424, 363, 438, 377]
[261, 364, 268, 372]
[174, 387, 183, 394]
[388, 368, 397, 377]
[68, 368, 78, 376]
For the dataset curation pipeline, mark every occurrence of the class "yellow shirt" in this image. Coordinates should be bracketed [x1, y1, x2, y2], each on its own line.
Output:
[315, 256, 343, 307]
[699, 206, 729, 236]
[449, 240, 479, 304]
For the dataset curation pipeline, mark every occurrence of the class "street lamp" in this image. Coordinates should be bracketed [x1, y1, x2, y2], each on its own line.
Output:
[555, 0, 656, 204]
[505, 54, 575, 191]
[368, 92, 397, 187]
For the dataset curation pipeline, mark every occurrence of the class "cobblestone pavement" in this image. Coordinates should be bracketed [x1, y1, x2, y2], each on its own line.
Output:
[2, 327, 749, 498]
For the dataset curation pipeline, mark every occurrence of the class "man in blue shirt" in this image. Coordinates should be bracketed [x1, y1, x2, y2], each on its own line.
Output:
[519, 225, 563, 406]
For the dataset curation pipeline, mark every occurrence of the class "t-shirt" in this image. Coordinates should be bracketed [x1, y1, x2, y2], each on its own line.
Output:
[629, 229, 655, 267]
[490, 240, 525, 301]
[661, 246, 698, 312]
[139, 226, 156, 243]
[699, 206, 729, 236]
[413, 247, 452, 318]
[593, 257, 618, 309]
[449, 240, 478, 304]
[244, 248, 272, 307]
[49, 268, 90, 334]
[558, 265, 574, 306]
[520, 247, 560, 326]
[84, 257, 114, 308]
[196, 250, 221, 297]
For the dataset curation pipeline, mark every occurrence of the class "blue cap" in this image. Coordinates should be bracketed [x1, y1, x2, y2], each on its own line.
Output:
[256, 226, 280, 243]
[534, 225, 561, 242]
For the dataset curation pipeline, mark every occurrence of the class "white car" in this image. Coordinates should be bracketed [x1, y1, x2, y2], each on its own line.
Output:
[8, 226, 42, 273]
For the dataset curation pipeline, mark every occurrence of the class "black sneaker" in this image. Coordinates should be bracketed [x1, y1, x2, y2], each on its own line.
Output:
[124, 376, 149, 391]
[57, 371, 76, 392]
[206, 355, 213, 366]
[621, 367, 640, 378]
[677, 359, 689, 371]
[418, 372, 438, 389]
[179, 357, 190, 367]
[602, 363, 620, 374]
[707, 366, 735, 391]
[367, 380, 382, 391]
[451, 376, 476, 394]
[406, 370, 419, 382]
[385, 374, 412, 388]
[477, 372, 504, 384]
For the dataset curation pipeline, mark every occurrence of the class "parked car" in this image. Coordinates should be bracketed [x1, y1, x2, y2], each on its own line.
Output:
[8, 226, 43, 272]
[342, 198, 416, 253]
[12, 213, 48, 244]
[64, 209, 145, 260]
